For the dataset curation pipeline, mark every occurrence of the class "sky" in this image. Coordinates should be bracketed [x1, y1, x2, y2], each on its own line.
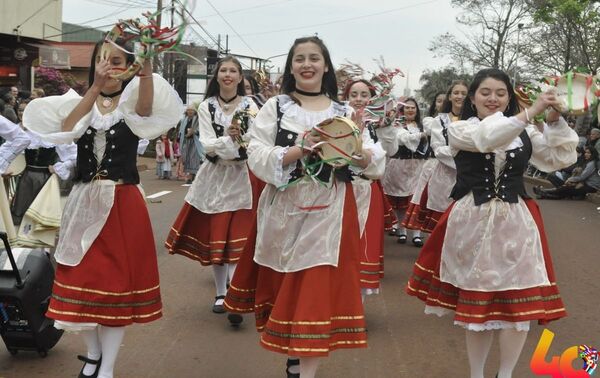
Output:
[63, 0, 463, 96]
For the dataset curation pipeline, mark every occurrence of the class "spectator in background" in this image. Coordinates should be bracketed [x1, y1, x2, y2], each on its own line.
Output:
[177, 105, 203, 184]
[534, 146, 600, 200]
[30, 88, 45, 99]
[155, 133, 174, 180]
[2, 94, 18, 123]
[588, 128, 600, 156]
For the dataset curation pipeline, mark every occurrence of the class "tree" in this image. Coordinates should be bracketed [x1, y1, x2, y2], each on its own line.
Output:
[522, 0, 600, 75]
[417, 67, 472, 104]
[429, 0, 530, 74]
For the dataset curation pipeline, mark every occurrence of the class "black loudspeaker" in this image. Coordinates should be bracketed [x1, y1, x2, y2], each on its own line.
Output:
[173, 59, 187, 102]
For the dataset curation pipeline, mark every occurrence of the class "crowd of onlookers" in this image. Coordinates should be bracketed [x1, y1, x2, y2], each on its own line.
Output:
[0, 86, 45, 126]
[533, 115, 600, 201]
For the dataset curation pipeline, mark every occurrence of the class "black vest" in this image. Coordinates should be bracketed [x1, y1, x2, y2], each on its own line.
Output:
[450, 131, 532, 205]
[205, 102, 248, 164]
[390, 124, 428, 160]
[25, 147, 58, 167]
[74, 120, 140, 184]
[273, 99, 352, 184]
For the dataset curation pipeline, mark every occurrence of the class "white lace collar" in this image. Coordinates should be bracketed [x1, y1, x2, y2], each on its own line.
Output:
[207, 96, 252, 126]
[90, 103, 124, 132]
[277, 95, 349, 127]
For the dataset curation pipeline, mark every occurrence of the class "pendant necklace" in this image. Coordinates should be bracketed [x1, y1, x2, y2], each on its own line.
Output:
[100, 88, 124, 109]
[219, 94, 238, 111]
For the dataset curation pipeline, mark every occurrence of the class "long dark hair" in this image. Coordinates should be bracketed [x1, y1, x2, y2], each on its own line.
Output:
[441, 80, 469, 114]
[341, 79, 376, 101]
[204, 56, 245, 100]
[400, 97, 423, 130]
[88, 38, 135, 88]
[461, 69, 519, 120]
[281, 36, 339, 104]
[428, 92, 445, 117]
[244, 74, 260, 95]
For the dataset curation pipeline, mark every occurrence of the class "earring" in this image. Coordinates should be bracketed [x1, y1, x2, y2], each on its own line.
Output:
[470, 103, 476, 111]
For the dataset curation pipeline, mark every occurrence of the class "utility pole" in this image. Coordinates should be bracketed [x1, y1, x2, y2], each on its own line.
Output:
[513, 23, 524, 86]
[169, 0, 175, 84]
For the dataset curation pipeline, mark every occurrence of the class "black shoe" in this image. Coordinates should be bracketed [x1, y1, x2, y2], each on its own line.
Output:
[388, 227, 398, 236]
[397, 234, 407, 244]
[227, 313, 243, 326]
[412, 236, 423, 247]
[286, 358, 300, 378]
[212, 295, 226, 314]
[78, 355, 102, 378]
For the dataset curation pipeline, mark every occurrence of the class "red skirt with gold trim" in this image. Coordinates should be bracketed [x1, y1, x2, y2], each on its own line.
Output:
[401, 184, 432, 230]
[359, 181, 385, 290]
[165, 171, 264, 266]
[225, 183, 367, 357]
[406, 199, 567, 325]
[47, 185, 162, 326]
[379, 181, 398, 232]
[421, 209, 443, 233]
[386, 194, 411, 211]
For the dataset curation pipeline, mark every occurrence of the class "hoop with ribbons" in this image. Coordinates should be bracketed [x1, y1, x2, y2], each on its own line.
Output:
[311, 117, 362, 168]
[554, 72, 598, 115]
[100, 7, 188, 81]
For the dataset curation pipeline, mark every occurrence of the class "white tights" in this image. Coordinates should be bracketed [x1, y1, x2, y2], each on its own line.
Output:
[466, 329, 528, 378]
[212, 263, 237, 301]
[80, 326, 125, 378]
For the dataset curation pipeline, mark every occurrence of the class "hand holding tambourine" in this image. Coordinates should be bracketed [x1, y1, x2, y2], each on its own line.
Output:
[528, 88, 563, 121]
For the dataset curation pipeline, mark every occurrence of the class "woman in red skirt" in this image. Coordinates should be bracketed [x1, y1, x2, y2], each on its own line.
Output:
[23, 39, 182, 378]
[379, 98, 429, 245]
[165, 56, 260, 323]
[403, 81, 468, 234]
[406, 68, 578, 378]
[225, 37, 378, 378]
[342, 79, 391, 302]
[401, 92, 445, 245]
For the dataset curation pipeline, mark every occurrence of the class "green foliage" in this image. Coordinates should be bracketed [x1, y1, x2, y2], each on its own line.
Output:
[417, 67, 473, 103]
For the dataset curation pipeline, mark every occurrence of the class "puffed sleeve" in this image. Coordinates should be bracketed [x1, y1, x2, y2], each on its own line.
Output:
[350, 127, 386, 179]
[375, 126, 422, 157]
[430, 117, 455, 168]
[0, 116, 30, 174]
[449, 112, 526, 152]
[527, 117, 578, 172]
[197, 100, 239, 160]
[119, 73, 183, 139]
[247, 97, 290, 187]
[53, 143, 78, 180]
[22, 89, 91, 144]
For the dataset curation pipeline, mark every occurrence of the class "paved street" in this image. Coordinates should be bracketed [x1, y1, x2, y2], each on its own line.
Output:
[1, 160, 599, 378]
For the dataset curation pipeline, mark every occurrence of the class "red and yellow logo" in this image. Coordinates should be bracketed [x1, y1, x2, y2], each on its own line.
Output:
[530, 329, 597, 377]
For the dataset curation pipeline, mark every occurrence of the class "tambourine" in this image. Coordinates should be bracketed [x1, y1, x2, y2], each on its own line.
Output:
[311, 117, 362, 168]
[6, 154, 25, 176]
[100, 21, 147, 81]
[553, 72, 598, 115]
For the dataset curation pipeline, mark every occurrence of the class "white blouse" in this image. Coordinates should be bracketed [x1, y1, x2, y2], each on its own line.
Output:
[426, 113, 457, 212]
[440, 112, 578, 291]
[23, 74, 183, 266]
[185, 96, 259, 214]
[249, 95, 385, 272]
[0, 115, 31, 174]
[0, 130, 77, 180]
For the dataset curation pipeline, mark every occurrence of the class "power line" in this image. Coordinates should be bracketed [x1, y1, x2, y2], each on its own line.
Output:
[175, 0, 220, 47]
[14, 0, 57, 31]
[206, 0, 259, 56]
[237, 0, 438, 38]
[201, 0, 293, 18]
